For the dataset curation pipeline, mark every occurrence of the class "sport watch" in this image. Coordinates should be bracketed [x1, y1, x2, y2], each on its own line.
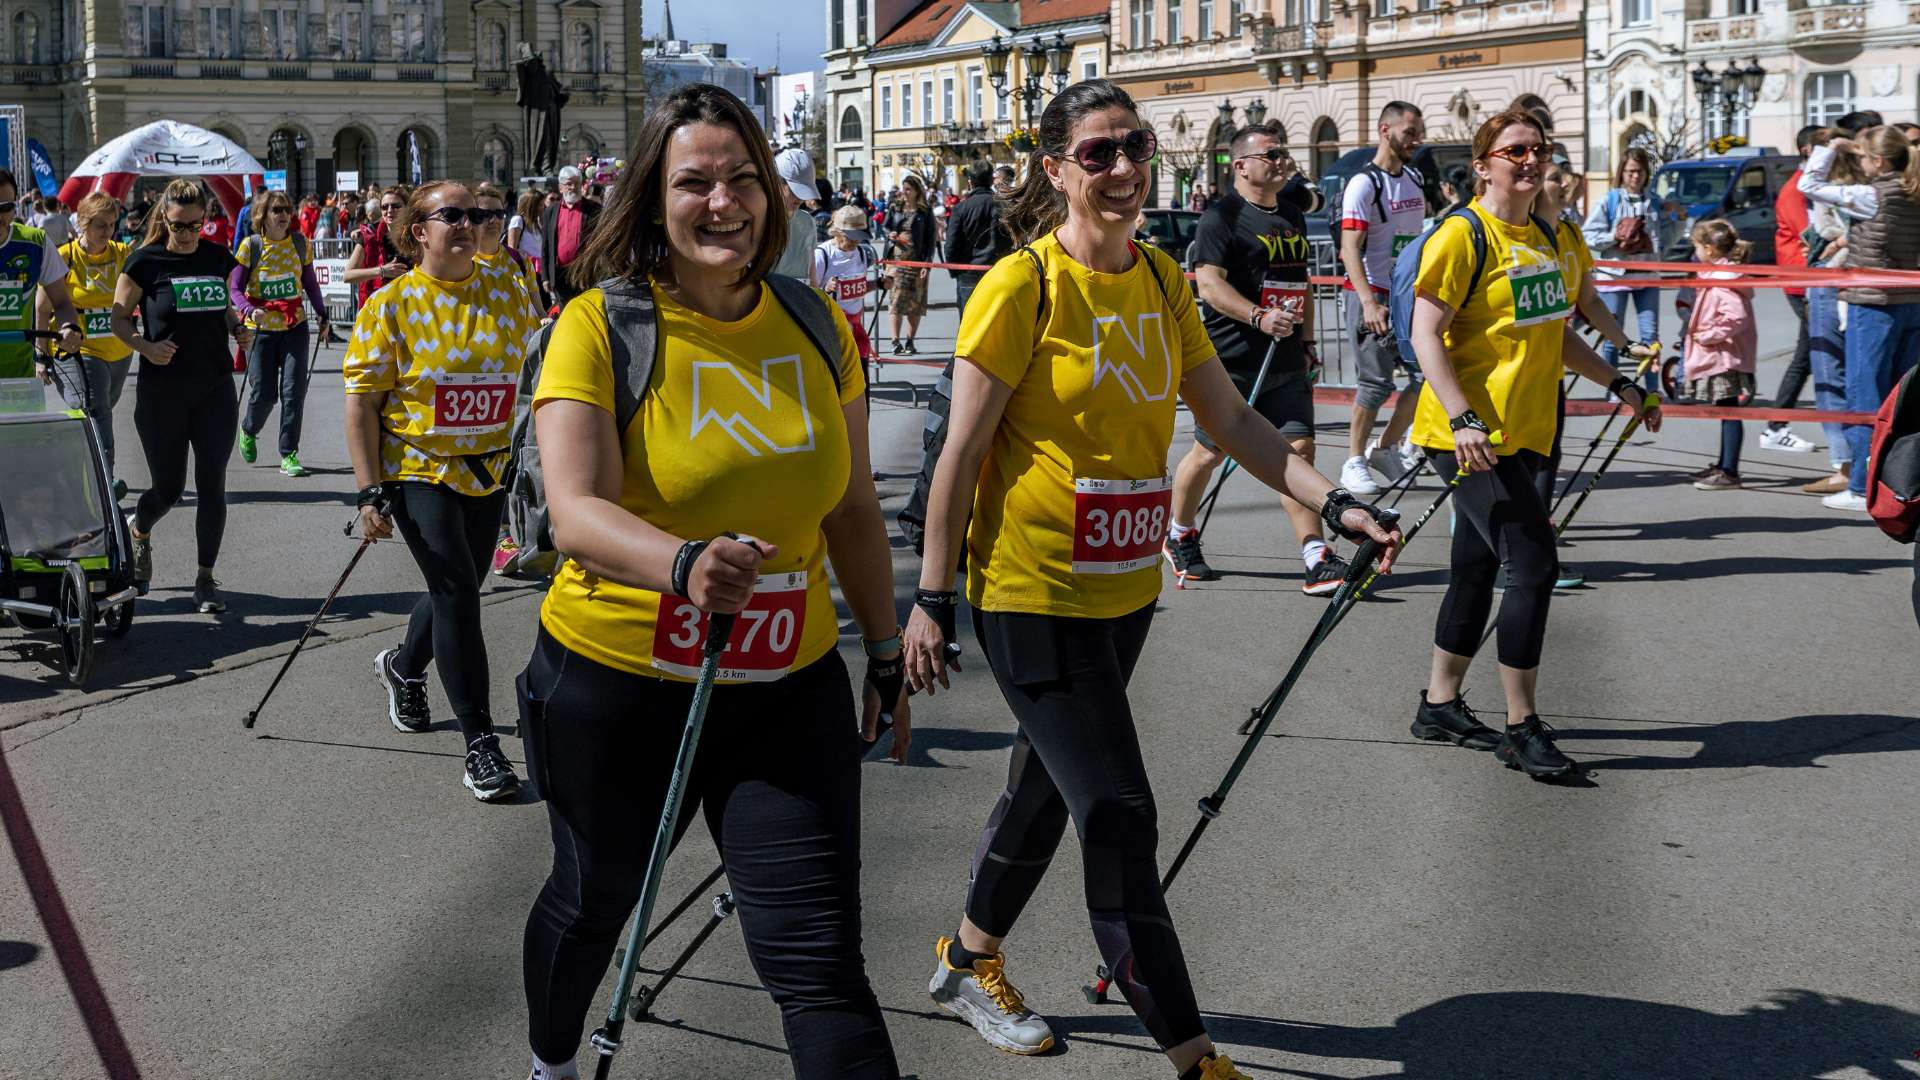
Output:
[1449, 409, 1491, 434]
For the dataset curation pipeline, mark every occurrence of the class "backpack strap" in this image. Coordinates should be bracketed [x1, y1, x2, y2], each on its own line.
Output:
[291, 232, 309, 265]
[1363, 164, 1389, 224]
[1530, 213, 1561, 254]
[764, 273, 848, 393]
[1457, 208, 1491, 303]
[597, 275, 662, 439]
[1133, 240, 1176, 309]
[1019, 244, 1048, 330]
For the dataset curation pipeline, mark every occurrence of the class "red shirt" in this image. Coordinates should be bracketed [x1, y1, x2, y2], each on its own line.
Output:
[201, 216, 234, 249]
[1774, 167, 1809, 298]
[297, 206, 320, 238]
[555, 203, 585, 266]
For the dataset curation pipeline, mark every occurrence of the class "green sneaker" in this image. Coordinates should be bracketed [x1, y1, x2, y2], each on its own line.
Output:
[279, 452, 308, 478]
[239, 431, 257, 463]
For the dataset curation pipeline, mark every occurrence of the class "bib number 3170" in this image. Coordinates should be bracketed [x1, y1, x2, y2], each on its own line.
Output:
[651, 571, 809, 683]
[1072, 475, 1172, 575]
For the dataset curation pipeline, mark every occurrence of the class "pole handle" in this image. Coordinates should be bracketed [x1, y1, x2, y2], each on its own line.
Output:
[705, 613, 737, 660]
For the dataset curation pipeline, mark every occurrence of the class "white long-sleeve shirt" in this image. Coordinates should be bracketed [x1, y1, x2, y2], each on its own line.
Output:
[1798, 145, 1880, 221]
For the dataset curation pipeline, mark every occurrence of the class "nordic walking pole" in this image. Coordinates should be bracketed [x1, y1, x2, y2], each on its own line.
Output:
[1085, 531, 1392, 1005]
[630, 889, 738, 1022]
[1554, 394, 1660, 538]
[1552, 345, 1659, 514]
[243, 519, 377, 729]
[590, 601, 740, 1079]
[1193, 339, 1280, 535]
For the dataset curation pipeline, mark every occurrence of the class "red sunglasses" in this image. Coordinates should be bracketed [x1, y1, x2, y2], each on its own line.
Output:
[1061, 129, 1159, 173]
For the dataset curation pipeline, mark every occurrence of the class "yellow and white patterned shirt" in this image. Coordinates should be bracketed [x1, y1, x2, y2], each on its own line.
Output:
[236, 233, 314, 331]
[342, 259, 540, 495]
[475, 247, 544, 314]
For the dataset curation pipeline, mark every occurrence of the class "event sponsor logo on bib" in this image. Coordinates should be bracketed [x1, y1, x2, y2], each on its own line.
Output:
[1072, 475, 1172, 575]
[651, 571, 809, 682]
[690, 355, 817, 457]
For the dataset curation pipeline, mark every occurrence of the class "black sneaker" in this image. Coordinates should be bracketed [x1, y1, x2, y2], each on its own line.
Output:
[1302, 552, 1351, 596]
[892, 340, 906, 355]
[1495, 715, 1576, 778]
[463, 735, 521, 802]
[1409, 692, 1502, 751]
[374, 646, 432, 733]
[193, 572, 226, 614]
[1162, 530, 1219, 584]
[904, 339, 919, 355]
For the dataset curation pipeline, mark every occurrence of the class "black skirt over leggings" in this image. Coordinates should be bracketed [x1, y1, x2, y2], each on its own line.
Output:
[964, 602, 1206, 1051]
[1430, 449, 1558, 670]
[518, 627, 898, 1078]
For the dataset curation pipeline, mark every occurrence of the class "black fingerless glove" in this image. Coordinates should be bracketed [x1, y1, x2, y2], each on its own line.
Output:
[670, 539, 709, 598]
[1608, 376, 1645, 407]
[355, 483, 391, 514]
[914, 588, 962, 670]
[1320, 487, 1392, 543]
[864, 653, 905, 737]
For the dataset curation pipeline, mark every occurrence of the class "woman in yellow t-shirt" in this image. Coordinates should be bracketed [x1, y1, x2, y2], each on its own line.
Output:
[39, 192, 132, 495]
[1404, 109, 1661, 779]
[233, 187, 329, 477]
[471, 181, 545, 312]
[518, 84, 906, 1080]
[900, 80, 1400, 1080]
[344, 180, 541, 802]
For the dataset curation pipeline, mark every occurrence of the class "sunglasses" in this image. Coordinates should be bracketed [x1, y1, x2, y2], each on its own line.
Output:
[1485, 142, 1551, 164]
[421, 206, 503, 227]
[0, 200, 14, 214]
[166, 218, 206, 233]
[380, 202, 405, 213]
[1235, 147, 1293, 165]
[1061, 129, 1159, 173]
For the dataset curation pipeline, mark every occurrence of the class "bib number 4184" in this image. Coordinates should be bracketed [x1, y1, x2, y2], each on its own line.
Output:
[1072, 475, 1172, 575]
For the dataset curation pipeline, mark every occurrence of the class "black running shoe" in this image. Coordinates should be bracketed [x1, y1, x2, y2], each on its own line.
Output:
[1410, 692, 1502, 751]
[463, 735, 521, 801]
[1162, 530, 1219, 583]
[375, 646, 432, 733]
[903, 339, 919, 355]
[193, 572, 226, 614]
[1496, 715, 1575, 777]
[1301, 552, 1351, 596]
[892, 340, 906, 355]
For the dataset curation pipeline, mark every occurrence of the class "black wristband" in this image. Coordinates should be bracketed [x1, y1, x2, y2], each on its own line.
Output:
[670, 539, 709, 599]
[1320, 488, 1363, 540]
[914, 588, 958, 609]
[1608, 376, 1639, 400]
[1449, 409, 1490, 434]
[355, 483, 388, 509]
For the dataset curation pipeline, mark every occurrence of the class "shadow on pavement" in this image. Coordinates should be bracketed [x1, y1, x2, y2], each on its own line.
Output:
[1557, 712, 1920, 771]
[0, 939, 39, 971]
[865, 725, 1015, 769]
[1573, 554, 1911, 584]
[1053, 989, 1920, 1079]
[1563, 514, 1877, 542]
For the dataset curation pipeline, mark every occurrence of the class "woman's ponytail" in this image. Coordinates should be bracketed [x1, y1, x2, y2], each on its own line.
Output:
[994, 79, 1143, 248]
[1858, 125, 1920, 200]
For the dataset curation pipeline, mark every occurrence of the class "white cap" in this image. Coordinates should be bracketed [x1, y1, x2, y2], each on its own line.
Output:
[774, 147, 820, 201]
[557, 165, 584, 183]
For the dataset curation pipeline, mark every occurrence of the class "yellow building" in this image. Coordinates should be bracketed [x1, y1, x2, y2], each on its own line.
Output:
[865, 0, 1110, 196]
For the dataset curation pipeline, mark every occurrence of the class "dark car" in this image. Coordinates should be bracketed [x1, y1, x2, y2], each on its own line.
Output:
[1304, 143, 1474, 243]
[1651, 149, 1799, 264]
[1138, 208, 1201, 261]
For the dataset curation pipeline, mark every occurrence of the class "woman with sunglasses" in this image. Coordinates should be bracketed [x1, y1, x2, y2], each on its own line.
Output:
[1403, 109, 1660, 779]
[343, 185, 411, 309]
[230, 188, 330, 478]
[903, 79, 1399, 1080]
[471, 182, 542, 304]
[111, 179, 254, 612]
[345, 181, 542, 802]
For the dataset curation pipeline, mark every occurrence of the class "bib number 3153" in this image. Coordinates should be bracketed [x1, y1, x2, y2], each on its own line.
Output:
[652, 571, 809, 683]
[430, 371, 517, 436]
[1072, 475, 1172, 575]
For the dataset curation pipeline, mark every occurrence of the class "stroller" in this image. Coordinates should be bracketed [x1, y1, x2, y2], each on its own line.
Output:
[0, 331, 137, 686]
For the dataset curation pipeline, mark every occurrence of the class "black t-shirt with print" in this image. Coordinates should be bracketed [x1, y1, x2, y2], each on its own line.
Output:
[123, 240, 238, 381]
[1189, 187, 1312, 378]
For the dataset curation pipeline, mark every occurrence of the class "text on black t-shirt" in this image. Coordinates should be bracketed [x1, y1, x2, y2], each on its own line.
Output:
[1188, 188, 1312, 378]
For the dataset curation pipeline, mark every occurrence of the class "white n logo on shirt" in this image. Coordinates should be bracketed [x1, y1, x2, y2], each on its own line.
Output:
[1090, 311, 1174, 404]
[690, 355, 816, 456]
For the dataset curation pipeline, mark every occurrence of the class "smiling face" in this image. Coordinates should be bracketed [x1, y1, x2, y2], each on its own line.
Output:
[660, 121, 767, 284]
[1044, 104, 1150, 232]
[1474, 121, 1547, 200]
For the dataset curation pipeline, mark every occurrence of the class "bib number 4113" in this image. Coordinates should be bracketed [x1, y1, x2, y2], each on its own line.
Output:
[1072, 475, 1172, 575]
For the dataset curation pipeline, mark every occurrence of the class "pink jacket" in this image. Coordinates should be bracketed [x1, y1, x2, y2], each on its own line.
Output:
[1684, 262, 1757, 380]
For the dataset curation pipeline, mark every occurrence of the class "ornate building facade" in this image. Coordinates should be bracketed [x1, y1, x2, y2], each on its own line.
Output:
[3, 0, 648, 192]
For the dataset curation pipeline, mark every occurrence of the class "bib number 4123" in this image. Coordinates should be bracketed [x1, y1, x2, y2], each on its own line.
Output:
[651, 571, 809, 683]
[1072, 475, 1172, 575]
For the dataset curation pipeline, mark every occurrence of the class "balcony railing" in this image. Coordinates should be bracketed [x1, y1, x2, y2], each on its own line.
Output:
[129, 61, 176, 78]
[200, 61, 243, 79]
[480, 72, 510, 92]
[1792, 3, 1866, 35]
[397, 66, 437, 81]
[267, 64, 307, 79]
[333, 65, 373, 80]
[1686, 13, 1761, 45]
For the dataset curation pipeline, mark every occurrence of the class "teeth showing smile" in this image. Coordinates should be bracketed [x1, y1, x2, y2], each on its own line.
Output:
[1103, 185, 1139, 200]
[701, 221, 746, 234]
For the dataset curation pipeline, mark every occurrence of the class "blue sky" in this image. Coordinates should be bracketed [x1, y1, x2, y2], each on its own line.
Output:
[649, 0, 828, 74]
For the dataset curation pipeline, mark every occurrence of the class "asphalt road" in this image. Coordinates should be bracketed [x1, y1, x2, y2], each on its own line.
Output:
[4, 278, 1917, 1080]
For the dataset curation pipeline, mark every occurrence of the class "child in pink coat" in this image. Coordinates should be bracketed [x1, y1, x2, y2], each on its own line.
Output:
[1684, 219, 1758, 490]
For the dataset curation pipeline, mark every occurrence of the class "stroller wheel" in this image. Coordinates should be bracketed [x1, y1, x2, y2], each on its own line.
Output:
[58, 562, 95, 687]
[1660, 357, 1683, 403]
[105, 596, 134, 639]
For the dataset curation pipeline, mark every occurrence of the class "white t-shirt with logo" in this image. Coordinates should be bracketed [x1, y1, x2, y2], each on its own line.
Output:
[811, 241, 875, 315]
[1340, 164, 1427, 293]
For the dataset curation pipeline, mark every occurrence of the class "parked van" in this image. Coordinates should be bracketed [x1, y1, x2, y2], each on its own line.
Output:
[1650, 147, 1799, 263]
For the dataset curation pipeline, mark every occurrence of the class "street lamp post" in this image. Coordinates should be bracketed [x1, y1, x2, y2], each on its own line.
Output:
[983, 31, 1075, 137]
[1691, 55, 1766, 152]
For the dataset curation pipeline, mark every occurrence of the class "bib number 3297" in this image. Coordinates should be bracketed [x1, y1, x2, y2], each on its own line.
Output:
[651, 571, 809, 683]
[1072, 475, 1172, 575]
[430, 371, 517, 436]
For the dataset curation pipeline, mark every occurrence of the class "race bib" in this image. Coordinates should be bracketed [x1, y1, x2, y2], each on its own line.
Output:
[0, 280, 25, 321]
[257, 274, 299, 301]
[651, 571, 809, 683]
[169, 276, 229, 314]
[1259, 279, 1308, 312]
[1391, 234, 1418, 256]
[82, 309, 114, 339]
[831, 275, 869, 303]
[1507, 258, 1571, 327]
[1072, 475, 1172, 575]
[429, 371, 517, 436]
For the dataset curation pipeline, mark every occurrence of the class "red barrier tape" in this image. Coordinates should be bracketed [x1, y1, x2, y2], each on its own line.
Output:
[1307, 384, 1877, 424]
[1596, 258, 1920, 281]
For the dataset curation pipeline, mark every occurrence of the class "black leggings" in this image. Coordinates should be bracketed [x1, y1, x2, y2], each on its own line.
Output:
[132, 374, 237, 569]
[518, 628, 896, 1077]
[964, 603, 1204, 1051]
[1431, 450, 1557, 670]
[388, 481, 505, 744]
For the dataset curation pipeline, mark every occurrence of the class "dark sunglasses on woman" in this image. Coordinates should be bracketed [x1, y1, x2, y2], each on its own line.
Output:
[422, 206, 504, 227]
[1063, 129, 1159, 174]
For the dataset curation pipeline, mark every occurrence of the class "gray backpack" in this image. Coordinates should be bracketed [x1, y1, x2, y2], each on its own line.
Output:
[499, 274, 848, 578]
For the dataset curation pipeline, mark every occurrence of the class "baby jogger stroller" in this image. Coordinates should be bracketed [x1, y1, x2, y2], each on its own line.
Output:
[0, 331, 137, 686]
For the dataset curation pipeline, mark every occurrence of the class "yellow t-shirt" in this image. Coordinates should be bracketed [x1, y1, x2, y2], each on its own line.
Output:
[476, 247, 543, 314]
[1555, 217, 1592, 301]
[236, 233, 314, 331]
[1410, 202, 1572, 458]
[57, 239, 133, 363]
[955, 232, 1215, 619]
[341, 260, 540, 495]
[534, 280, 866, 683]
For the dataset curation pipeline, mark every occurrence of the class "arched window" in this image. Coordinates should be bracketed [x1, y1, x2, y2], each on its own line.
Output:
[482, 137, 512, 187]
[569, 20, 595, 73]
[480, 20, 506, 71]
[1311, 116, 1340, 179]
[839, 106, 863, 142]
[566, 128, 602, 162]
[334, 127, 374, 186]
[397, 127, 433, 185]
[14, 12, 41, 65]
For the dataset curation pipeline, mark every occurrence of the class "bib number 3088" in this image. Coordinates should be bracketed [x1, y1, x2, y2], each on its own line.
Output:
[1072, 475, 1172, 575]
[651, 571, 809, 683]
